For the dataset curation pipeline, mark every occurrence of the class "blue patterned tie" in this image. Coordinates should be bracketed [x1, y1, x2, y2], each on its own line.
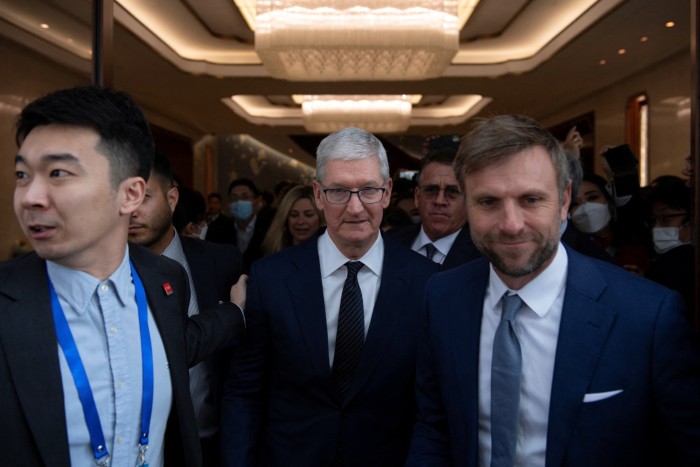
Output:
[490, 293, 523, 467]
[333, 261, 365, 400]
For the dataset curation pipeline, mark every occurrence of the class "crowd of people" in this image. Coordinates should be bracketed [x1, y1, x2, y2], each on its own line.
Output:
[2, 85, 699, 467]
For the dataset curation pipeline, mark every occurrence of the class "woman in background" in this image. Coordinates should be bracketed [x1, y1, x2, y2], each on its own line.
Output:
[261, 185, 324, 255]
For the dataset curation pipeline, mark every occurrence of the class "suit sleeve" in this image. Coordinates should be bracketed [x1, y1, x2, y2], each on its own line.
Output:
[651, 291, 700, 463]
[220, 263, 268, 467]
[406, 277, 452, 466]
[185, 301, 246, 368]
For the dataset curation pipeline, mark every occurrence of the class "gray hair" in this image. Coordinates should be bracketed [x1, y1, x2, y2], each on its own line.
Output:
[455, 115, 571, 202]
[315, 127, 390, 182]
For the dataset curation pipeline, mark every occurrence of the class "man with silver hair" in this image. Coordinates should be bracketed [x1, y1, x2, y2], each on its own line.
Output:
[222, 127, 437, 466]
[408, 114, 700, 467]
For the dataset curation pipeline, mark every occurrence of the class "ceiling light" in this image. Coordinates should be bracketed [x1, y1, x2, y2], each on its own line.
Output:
[301, 95, 413, 133]
[665, 21, 675, 28]
[617, 48, 625, 55]
[40, 23, 49, 29]
[251, 1, 461, 81]
[599, 59, 606, 65]
[640, 36, 648, 42]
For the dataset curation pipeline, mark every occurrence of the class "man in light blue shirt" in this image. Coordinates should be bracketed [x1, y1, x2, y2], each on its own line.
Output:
[0, 85, 246, 467]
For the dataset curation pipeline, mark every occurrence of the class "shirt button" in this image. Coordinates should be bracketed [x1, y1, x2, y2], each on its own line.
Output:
[117, 436, 123, 444]
[116, 380, 123, 389]
[109, 326, 117, 334]
[100, 284, 109, 292]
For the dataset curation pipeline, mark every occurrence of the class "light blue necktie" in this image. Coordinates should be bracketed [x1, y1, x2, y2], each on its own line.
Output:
[490, 293, 524, 467]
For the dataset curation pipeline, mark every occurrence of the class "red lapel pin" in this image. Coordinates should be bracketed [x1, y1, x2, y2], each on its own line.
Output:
[163, 282, 173, 296]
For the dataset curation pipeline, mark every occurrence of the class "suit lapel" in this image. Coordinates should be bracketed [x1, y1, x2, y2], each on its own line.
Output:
[545, 249, 616, 467]
[285, 242, 335, 389]
[0, 254, 71, 465]
[345, 241, 410, 401]
[442, 225, 481, 270]
[450, 260, 489, 426]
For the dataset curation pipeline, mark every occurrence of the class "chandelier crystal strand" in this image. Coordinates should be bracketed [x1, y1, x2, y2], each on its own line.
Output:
[254, 1, 460, 81]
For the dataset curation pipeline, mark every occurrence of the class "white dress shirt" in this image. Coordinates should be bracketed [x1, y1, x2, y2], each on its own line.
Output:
[478, 243, 568, 466]
[318, 231, 384, 366]
[49, 247, 172, 467]
[410, 226, 463, 265]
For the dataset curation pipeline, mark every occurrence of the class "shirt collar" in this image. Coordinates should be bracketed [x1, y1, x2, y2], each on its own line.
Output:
[319, 230, 384, 279]
[161, 228, 187, 264]
[46, 245, 133, 315]
[416, 225, 463, 256]
[486, 242, 568, 318]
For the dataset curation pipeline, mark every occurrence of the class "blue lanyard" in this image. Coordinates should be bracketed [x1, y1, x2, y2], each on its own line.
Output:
[48, 262, 153, 466]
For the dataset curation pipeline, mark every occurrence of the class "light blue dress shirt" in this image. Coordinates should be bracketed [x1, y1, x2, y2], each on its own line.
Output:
[48, 247, 172, 467]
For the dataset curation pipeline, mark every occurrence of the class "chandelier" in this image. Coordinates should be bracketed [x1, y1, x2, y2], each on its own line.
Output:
[300, 95, 416, 133]
[238, 1, 466, 81]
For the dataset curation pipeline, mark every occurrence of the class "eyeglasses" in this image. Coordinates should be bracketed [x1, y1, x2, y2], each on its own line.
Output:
[321, 185, 387, 204]
[419, 185, 463, 201]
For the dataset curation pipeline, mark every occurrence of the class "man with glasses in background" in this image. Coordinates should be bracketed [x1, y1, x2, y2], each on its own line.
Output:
[221, 127, 437, 466]
[390, 149, 481, 270]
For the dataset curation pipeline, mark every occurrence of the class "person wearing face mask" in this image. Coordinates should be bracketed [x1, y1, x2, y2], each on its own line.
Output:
[569, 173, 652, 274]
[206, 178, 272, 272]
[646, 176, 694, 317]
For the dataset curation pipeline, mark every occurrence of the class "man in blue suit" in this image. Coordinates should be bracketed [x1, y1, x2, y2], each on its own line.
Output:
[407, 115, 700, 466]
[222, 127, 437, 466]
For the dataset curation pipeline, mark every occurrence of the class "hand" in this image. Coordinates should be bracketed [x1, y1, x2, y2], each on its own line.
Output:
[562, 126, 583, 159]
[230, 274, 248, 310]
[181, 221, 203, 239]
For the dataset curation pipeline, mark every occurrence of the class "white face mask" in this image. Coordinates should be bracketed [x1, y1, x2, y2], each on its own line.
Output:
[652, 227, 684, 254]
[570, 202, 611, 234]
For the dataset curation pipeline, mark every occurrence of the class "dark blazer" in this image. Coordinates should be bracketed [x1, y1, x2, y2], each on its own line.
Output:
[561, 221, 613, 263]
[0, 245, 245, 467]
[221, 234, 438, 467]
[205, 214, 270, 272]
[387, 224, 481, 270]
[407, 246, 700, 466]
[180, 235, 243, 431]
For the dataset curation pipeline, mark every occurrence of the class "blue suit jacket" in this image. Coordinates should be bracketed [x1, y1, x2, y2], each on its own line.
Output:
[221, 234, 438, 467]
[407, 246, 700, 467]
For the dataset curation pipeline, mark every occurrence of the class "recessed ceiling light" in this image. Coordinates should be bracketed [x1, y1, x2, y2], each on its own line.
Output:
[40, 23, 49, 29]
[640, 36, 649, 42]
[617, 49, 626, 55]
[666, 21, 675, 28]
[599, 59, 607, 65]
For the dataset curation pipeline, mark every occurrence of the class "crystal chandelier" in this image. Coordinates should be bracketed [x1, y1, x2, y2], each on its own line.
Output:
[300, 95, 415, 133]
[248, 1, 462, 81]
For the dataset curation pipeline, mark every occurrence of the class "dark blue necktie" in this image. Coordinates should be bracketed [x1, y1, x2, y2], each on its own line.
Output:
[490, 293, 524, 467]
[333, 261, 365, 400]
[424, 243, 438, 262]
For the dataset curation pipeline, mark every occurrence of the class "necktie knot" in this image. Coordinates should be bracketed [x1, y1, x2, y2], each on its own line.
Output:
[501, 293, 523, 322]
[423, 243, 438, 261]
[345, 261, 363, 278]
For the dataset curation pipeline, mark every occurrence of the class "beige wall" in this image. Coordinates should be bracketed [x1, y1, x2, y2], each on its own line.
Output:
[540, 50, 691, 181]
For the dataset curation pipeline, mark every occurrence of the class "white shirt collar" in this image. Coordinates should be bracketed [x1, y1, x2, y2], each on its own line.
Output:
[318, 231, 384, 279]
[415, 225, 463, 257]
[486, 243, 568, 319]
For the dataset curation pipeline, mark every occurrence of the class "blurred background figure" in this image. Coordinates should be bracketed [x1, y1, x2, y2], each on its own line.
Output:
[646, 175, 694, 318]
[569, 173, 651, 274]
[381, 206, 413, 232]
[261, 185, 324, 255]
[205, 192, 225, 224]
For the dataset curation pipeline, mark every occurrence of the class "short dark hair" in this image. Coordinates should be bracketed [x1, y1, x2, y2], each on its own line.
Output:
[648, 175, 691, 213]
[16, 85, 154, 186]
[228, 177, 260, 197]
[207, 192, 222, 202]
[151, 151, 175, 189]
[416, 148, 457, 185]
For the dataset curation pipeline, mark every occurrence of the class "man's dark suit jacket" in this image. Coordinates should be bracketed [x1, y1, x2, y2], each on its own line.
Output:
[206, 214, 271, 272]
[180, 236, 243, 436]
[221, 234, 438, 467]
[0, 245, 245, 467]
[407, 246, 700, 467]
[388, 224, 481, 270]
